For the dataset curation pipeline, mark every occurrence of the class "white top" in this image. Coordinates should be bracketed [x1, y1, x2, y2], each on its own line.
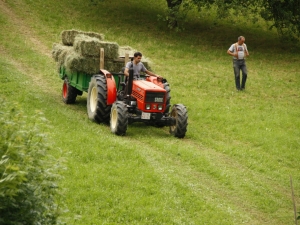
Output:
[228, 43, 248, 60]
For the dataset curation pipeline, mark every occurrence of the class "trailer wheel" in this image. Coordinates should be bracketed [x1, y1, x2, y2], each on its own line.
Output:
[110, 101, 128, 136]
[169, 104, 188, 138]
[62, 77, 77, 104]
[87, 75, 111, 123]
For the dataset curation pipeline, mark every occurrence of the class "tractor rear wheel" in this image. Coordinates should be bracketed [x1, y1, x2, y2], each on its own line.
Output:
[62, 77, 77, 104]
[110, 101, 128, 136]
[169, 104, 188, 138]
[87, 75, 111, 124]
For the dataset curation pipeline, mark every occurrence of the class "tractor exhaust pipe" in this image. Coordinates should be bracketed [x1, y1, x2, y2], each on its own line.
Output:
[127, 58, 134, 96]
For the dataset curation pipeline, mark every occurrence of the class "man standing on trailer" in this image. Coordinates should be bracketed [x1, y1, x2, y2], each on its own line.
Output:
[227, 36, 249, 91]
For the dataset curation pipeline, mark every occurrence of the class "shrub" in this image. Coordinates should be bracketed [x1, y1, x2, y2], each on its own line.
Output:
[0, 98, 65, 225]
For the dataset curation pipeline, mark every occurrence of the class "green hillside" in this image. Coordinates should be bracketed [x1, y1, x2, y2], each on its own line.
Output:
[0, 0, 299, 224]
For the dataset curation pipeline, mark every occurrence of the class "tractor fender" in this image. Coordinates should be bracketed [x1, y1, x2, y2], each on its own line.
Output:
[100, 69, 117, 105]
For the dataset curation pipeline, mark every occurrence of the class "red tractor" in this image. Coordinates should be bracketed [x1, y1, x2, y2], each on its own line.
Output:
[60, 54, 188, 138]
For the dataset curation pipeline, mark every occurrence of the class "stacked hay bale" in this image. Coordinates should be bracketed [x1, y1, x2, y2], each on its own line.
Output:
[52, 29, 152, 75]
[61, 30, 105, 46]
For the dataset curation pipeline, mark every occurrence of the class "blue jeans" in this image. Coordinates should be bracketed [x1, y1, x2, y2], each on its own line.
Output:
[233, 59, 247, 90]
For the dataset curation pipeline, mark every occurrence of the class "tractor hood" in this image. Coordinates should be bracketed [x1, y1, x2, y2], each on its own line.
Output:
[132, 80, 165, 92]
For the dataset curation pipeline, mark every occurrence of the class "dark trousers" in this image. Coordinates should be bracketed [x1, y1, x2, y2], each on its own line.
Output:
[233, 59, 247, 90]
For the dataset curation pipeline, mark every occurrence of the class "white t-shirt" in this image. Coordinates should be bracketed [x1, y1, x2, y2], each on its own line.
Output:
[228, 43, 248, 59]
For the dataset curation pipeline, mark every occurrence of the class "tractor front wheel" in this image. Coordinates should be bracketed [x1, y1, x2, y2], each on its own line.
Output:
[110, 101, 128, 136]
[87, 75, 111, 123]
[169, 104, 188, 138]
[62, 77, 77, 104]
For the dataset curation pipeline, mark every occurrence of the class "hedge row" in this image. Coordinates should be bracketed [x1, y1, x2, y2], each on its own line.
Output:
[0, 99, 65, 225]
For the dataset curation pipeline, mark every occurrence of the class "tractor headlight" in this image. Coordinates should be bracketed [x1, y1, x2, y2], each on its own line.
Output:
[146, 104, 151, 110]
[158, 105, 163, 110]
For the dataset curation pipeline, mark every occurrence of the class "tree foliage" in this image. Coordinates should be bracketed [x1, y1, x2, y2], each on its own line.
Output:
[261, 0, 300, 41]
[170, 0, 300, 41]
[90, 0, 300, 41]
[165, 0, 183, 29]
[0, 99, 65, 225]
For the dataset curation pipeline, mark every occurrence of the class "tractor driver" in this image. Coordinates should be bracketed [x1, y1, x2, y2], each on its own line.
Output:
[124, 52, 161, 79]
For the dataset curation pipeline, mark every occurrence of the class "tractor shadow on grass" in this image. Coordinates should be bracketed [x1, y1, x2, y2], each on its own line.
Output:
[69, 96, 88, 110]
[126, 122, 173, 138]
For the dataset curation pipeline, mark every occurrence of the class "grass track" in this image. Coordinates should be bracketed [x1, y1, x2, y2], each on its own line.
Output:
[0, 0, 299, 224]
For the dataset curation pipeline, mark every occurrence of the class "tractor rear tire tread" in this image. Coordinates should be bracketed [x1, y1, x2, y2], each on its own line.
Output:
[169, 104, 188, 138]
[87, 75, 111, 124]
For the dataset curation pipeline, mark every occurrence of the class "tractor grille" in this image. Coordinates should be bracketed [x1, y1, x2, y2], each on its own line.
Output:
[132, 90, 143, 101]
[145, 92, 165, 103]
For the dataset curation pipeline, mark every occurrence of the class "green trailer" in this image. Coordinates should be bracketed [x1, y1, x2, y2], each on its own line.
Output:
[59, 65, 124, 103]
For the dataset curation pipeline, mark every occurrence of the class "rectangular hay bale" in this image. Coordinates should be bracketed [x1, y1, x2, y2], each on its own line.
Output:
[74, 34, 119, 59]
[52, 43, 72, 62]
[105, 59, 125, 73]
[63, 49, 101, 75]
[64, 50, 83, 73]
[119, 46, 136, 58]
[61, 29, 105, 46]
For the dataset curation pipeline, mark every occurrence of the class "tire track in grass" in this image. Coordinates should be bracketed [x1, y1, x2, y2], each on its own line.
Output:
[198, 128, 299, 203]
[121, 136, 290, 225]
[0, 44, 59, 98]
[119, 138, 248, 224]
[0, 0, 58, 97]
[173, 139, 294, 224]
[185, 137, 295, 197]
[0, 0, 51, 58]
[187, 120, 299, 200]
[120, 126, 291, 224]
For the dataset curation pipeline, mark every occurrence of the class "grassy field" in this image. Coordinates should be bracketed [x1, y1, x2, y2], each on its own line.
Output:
[0, 0, 299, 224]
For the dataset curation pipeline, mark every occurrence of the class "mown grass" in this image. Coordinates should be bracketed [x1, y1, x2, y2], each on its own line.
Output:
[0, 0, 299, 224]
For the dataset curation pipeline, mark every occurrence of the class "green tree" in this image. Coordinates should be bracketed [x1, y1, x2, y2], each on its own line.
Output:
[165, 0, 182, 29]
[90, 0, 300, 41]
[179, 0, 299, 41]
[261, 0, 300, 41]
